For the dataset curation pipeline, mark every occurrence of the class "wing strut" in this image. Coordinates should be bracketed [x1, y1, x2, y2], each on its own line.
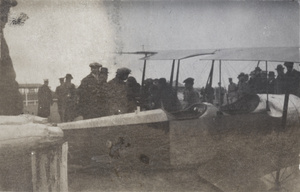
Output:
[265, 61, 270, 111]
[203, 60, 215, 103]
[175, 59, 180, 92]
[170, 59, 175, 86]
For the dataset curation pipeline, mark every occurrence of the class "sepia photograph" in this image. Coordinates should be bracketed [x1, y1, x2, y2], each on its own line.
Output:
[0, 0, 300, 191]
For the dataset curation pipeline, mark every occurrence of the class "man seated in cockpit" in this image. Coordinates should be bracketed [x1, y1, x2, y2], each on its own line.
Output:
[183, 77, 200, 109]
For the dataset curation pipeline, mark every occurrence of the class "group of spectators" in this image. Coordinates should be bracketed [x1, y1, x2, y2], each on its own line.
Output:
[37, 61, 299, 121]
[38, 62, 200, 122]
[37, 62, 139, 122]
[227, 62, 300, 103]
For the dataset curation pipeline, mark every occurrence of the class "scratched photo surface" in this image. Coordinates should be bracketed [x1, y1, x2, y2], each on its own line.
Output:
[1, 0, 300, 191]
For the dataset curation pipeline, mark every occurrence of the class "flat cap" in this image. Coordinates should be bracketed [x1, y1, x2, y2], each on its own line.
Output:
[183, 77, 194, 84]
[89, 62, 102, 68]
[43, 79, 49, 82]
[59, 77, 64, 80]
[116, 67, 131, 75]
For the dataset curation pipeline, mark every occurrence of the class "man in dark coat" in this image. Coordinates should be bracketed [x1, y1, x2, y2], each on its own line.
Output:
[107, 67, 131, 115]
[62, 74, 77, 122]
[38, 79, 53, 118]
[55, 77, 65, 122]
[275, 64, 285, 94]
[77, 62, 107, 119]
[126, 76, 141, 112]
[284, 62, 300, 96]
[157, 78, 181, 112]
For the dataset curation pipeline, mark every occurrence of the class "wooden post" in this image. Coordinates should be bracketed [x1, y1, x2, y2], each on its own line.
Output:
[60, 142, 68, 192]
[31, 142, 68, 192]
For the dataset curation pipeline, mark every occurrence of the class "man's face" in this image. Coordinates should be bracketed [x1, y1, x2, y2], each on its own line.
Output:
[91, 67, 100, 75]
[120, 73, 129, 81]
[286, 66, 293, 72]
[60, 80, 64, 85]
[185, 83, 193, 89]
[44, 81, 49, 86]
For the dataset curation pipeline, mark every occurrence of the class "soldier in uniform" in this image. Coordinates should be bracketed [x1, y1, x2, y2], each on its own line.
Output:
[37, 79, 53, 118]
[284, 62, 300, 96]
[107, 67, 131, 115]
[77, 62, 106, 119]
[55, 77, 65, 122]
[183, 77, 200, 108]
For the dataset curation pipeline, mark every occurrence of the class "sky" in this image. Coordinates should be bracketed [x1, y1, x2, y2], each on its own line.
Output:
[3, 0, 299, 90]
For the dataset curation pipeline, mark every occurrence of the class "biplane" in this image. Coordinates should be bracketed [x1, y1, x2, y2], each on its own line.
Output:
[60, 47, 300, 191]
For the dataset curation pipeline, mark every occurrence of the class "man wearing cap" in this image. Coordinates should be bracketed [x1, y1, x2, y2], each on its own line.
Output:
[62, 74, 76, 122]
[107, 67, 131, 115]
[38, 79, 53, 118]
[183, 77, 200, 108]
[55, 77, 65, 122]
[77, 62, 107, 119]
[227, 77, 237, 103]
[283, 62, 300, 96]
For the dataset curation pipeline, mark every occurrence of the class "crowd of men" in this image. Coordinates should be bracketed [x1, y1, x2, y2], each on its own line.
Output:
[227, 62, 300, 103]
[37, 61, 300, 121]
[38, 63, 139, 122]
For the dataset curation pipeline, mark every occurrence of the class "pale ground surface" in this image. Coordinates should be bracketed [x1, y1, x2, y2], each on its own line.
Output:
[23, 103, 300, 192]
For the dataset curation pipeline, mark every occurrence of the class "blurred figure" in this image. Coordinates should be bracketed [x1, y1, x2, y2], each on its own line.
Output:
[157, 78, 181, 112]
[126, 76, 141, 112]
[183, 77, 200, 108]
[77, 62, 105, 119]
[284, 62, 300, 96]
[215, 82, 225, 106]
[38, 79, 53, 118]
[267, 71, 275, 94]
[100, 67, 109, 83]
[63, 74, 77, 122]
[237, 73, 250, 99]
[140, 78, 154, 110]
[275, 64, 285, 94]
[227, 77, 237, 104]
[55, 77, 65, 122]
[107, 67, 131, 115]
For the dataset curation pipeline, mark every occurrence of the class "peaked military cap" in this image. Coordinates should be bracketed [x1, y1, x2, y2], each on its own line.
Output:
[183, 77, 194, 84]
[116, 67, 131, 75]
[89, 62, 102, 68]
[284, 62, 294, 67]
[275, 64, 284, 71]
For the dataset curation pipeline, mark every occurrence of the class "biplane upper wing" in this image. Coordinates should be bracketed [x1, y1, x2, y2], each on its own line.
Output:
[141, 49, 216, 60]
[140, 47, 300, 63]
[199, 47, 300, 63]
